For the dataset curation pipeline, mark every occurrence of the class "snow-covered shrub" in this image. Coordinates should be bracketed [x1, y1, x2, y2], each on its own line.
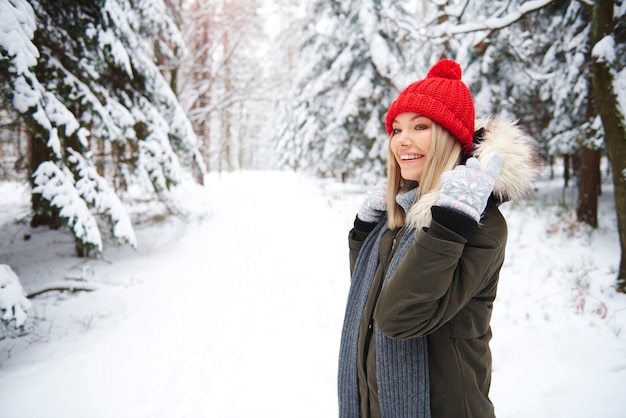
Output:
[0, 264, 31, 329]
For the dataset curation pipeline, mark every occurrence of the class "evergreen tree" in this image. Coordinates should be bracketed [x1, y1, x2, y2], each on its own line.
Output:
[425, 0, 556, 134]
[535, 1, 596, 155]
[0, 0, 202, 255]
[274, 0, 433, 183]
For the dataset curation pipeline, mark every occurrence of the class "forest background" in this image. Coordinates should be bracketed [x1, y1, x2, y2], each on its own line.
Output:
[0, 0, 625, 328]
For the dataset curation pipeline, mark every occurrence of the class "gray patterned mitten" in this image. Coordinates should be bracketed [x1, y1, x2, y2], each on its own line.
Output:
[436, 155, 503, 222]
[357, 181, 387, 223]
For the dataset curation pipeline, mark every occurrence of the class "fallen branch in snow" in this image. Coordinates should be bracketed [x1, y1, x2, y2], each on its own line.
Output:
[26, 281, 98, 299]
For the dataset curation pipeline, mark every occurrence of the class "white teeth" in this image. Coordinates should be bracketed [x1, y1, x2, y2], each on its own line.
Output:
[400, 154, 422, 160]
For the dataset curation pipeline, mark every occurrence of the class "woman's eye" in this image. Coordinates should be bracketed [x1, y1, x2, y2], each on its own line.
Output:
[415, 124, 427, 131]
[391, 128, 401, 135]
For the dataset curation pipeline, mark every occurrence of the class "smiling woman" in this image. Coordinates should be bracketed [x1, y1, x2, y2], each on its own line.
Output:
[338, 59, 541, 418]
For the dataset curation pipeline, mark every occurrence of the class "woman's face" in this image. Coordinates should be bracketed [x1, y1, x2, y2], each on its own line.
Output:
[390, 112, 432, 181]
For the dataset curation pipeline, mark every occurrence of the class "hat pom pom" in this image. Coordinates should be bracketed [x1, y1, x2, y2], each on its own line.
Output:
[426, 59, 462, 80]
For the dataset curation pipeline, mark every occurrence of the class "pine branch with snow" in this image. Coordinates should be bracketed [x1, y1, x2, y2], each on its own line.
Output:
[32, 161, 104, 255]
[68, 149, 137, 248]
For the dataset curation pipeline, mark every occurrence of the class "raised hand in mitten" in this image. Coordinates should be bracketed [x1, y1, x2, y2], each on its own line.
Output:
[357, 181, 387, 223]
[436, 155, 503, 222]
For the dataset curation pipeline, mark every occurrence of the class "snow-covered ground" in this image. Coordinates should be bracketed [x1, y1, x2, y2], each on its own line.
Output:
[0, 170, 624, 417]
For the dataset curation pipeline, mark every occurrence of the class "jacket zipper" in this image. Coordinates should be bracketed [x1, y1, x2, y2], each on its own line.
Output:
[389, 226, 406, 262]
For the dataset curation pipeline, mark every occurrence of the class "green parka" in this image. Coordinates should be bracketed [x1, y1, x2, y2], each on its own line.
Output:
[345, 117, 541, 418]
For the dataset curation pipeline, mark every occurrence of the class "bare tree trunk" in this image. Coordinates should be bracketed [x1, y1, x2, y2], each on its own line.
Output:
[577, 79, 601, 227]
[591, 0, 626, 291]
[576, 147, 600, 227]
[564, 154, 571, 188]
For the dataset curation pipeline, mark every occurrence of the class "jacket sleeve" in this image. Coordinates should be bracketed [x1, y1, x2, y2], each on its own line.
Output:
[348, 215, 378, 276]
[374, 202, 507, 339]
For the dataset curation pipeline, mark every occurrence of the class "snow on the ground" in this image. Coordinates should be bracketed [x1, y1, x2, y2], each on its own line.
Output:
[0, 170, 624, 418]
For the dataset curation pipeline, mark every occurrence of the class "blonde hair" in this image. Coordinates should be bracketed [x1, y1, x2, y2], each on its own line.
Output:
[387, 123, 464, 229]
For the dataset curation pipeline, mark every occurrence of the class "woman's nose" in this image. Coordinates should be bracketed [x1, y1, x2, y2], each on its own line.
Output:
[396, 131, 411, 146]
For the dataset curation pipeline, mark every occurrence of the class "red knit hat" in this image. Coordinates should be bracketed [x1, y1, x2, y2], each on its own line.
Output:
[385, 59, 475, 154]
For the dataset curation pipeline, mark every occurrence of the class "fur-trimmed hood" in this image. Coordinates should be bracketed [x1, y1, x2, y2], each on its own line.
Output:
[406, 116, 543, 229]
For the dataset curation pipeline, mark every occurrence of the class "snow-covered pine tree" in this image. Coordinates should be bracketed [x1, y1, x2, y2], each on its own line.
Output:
[1, 0, 201, 255]
[529, 0, 601, 227]
[274, 0, 434, 183]
[533, 1, 597, 155]
[424, 0, 552, 132]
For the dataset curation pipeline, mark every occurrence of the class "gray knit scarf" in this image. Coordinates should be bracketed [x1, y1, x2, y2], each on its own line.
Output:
[338, 187, 430, 417]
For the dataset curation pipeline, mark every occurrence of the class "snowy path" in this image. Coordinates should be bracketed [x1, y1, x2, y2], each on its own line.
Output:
[0, 172, 353, 417]
[1, 171, 625, 418]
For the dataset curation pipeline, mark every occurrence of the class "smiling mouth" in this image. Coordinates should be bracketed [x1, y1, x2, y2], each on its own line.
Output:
[400, 154, 424, 161]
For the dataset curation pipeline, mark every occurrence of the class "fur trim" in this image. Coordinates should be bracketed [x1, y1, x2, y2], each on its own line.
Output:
[406, 116, 543, 229]
[473, 116, 543, 202]
[406, 189, 439, 230]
